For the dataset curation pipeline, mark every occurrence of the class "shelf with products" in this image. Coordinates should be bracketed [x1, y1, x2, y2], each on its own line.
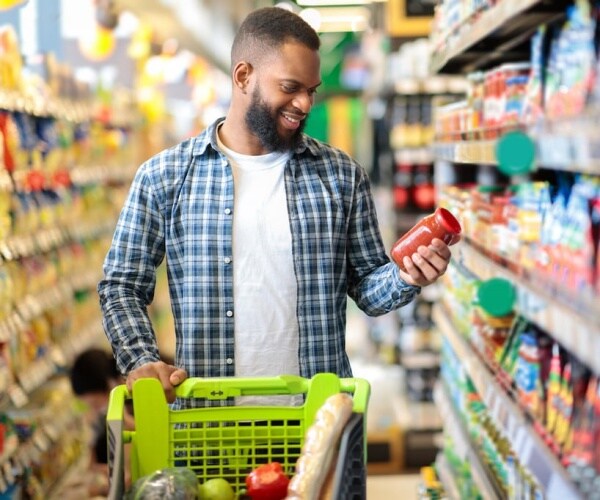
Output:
[433, 303, 582, 498]
[433, 381, 504, 499]
[0, 53, 140, 497]
[0, 378, 90, 497]
[434, 452, 462, 500]
[432, 111, 600, 175]
[453, 240, 600, 376]
[429, 0, 600, 497]
[430, 0, 569, 75]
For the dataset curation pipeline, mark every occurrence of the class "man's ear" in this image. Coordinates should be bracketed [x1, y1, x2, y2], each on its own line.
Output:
[232, 61, 253, 94]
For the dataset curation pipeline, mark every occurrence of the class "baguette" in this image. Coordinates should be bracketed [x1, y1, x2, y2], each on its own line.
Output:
[286, 393, 354, 500]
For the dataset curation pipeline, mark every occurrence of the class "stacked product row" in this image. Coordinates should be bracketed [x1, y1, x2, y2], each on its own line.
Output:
[440, 255, 600, 496]
[0, 26, 138, 497]
[435, 0, 599, 140]
[441, 177, 600, 302]
[426, 0, 600, 498]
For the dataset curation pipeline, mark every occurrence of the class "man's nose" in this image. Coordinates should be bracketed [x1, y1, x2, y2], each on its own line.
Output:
[293, 91, 313, 114]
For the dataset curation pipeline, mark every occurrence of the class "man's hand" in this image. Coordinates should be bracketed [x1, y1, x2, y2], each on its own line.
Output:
[126, 361, 188, 403]
[397, 237, 458, 287]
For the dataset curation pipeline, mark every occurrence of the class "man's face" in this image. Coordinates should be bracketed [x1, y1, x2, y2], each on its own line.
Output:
[245, 41, 321, 152]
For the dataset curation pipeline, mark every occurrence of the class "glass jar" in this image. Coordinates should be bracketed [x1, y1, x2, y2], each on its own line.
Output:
[391, 207, 461, 272]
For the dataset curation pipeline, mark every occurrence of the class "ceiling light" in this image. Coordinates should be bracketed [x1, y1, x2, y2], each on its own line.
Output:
[297, 0, 371, 5]
[300, 6, 370, 33]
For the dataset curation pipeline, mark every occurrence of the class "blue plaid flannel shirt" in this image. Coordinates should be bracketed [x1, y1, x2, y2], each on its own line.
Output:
[98, 118, 420, 381]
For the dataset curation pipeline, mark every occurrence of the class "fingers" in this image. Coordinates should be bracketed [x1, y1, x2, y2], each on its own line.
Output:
[126, 361, 188, 403]
[398, 240, 453, 287]
[170, 368, 188, 386]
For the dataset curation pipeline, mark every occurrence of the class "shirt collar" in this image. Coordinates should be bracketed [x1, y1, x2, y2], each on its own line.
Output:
[190, 117, 320, 159]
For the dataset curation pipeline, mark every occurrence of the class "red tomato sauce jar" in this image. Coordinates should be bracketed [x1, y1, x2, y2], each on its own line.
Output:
[391, 207, 462, 272]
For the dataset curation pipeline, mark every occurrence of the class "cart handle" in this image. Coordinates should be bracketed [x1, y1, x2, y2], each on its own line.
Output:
[174, 375, 370, 413]
[175, 375, 308, 399]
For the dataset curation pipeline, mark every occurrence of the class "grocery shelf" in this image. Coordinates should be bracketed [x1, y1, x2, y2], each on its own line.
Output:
[5, 322, 104, 409]
[433, 113, 600, 174]
[532, 105, 600, 174]
[392, 76, 468, 96]
[433, 141, 497, 165]
[454, 241, 600, 375]
[433, 304, 582, 499]
[435, 453, 461, 500]
[393, 147, 434, 165]
[430, 0, 568, 74]
[47, 450, 90, 500]
[433, 381, 504, 500]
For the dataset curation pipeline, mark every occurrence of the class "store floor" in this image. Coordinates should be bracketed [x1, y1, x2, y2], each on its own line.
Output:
[367, 473, 421, 498]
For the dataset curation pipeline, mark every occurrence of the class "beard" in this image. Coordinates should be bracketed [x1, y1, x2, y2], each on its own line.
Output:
[245, 86, 305, 152]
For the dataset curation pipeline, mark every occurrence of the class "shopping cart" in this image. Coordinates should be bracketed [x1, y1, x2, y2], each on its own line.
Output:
[106, 373, 370, 499]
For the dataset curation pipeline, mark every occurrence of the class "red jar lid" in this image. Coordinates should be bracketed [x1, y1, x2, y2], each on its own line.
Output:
[435, 207, 461, 235]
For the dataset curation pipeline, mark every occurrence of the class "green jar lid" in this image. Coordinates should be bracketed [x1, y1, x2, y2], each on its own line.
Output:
[476, 277, 516, 317]
[495, 130, 536, 176]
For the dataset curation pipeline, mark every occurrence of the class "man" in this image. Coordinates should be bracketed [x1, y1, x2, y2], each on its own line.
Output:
[98, 7, 455, 406]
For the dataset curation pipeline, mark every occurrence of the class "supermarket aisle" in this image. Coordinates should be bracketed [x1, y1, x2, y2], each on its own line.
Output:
[367, 474, 421, 499]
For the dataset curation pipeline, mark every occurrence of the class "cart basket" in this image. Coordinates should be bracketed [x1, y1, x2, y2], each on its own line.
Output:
[107, 373, 370, 499]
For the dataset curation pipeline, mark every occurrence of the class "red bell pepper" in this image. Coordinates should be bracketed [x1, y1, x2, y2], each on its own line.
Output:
[245, 462, 290, 500]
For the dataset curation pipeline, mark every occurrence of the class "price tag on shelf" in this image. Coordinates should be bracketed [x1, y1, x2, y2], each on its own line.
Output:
[469, 457, 491, 496]
[570, 134, 592, 170]
[33, 430, 50, 453]
[10, 313, 24, 334]
[50, 346, 66, 368]
[43, 423, 59, 442]
[2, 460, 14, 485]
[18, 369, 34, 394]
[450, 415, 468, 460]
[539, 134, 571, 166]
[506, 411, 520, 443]
[495, 396, 510, 433]
[512, 426, 527, 457]
[0, 241, 12, 260]
[8, 384, 28, 408]
[517, 431, 535, 469]
[526, 446, 552, 491]
[483, 384, 495, 410]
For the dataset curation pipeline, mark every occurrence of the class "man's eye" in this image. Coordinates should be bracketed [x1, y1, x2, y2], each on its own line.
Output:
[282, 85, 297, 93]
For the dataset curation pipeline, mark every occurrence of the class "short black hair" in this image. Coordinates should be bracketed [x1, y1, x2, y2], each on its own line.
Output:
[231, 7, 320, 70]
[70, 348, 120, 395]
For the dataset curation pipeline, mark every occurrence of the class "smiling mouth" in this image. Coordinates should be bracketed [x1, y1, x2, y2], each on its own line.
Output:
[281, 111, 304, 129]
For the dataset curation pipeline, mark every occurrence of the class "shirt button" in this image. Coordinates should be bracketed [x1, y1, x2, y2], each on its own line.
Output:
[224, 257, 231, 264]
[226, 310, 233, 317]
[224, 208, 231, 215]
[392, 291, 400, 300]
[226, 358, 233, 365]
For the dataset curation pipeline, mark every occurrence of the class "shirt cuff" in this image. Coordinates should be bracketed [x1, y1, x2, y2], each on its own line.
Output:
[391, 266, 421, 302]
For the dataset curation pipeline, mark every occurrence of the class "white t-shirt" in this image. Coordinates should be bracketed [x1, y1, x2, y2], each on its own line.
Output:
[217, 134, 301, 406]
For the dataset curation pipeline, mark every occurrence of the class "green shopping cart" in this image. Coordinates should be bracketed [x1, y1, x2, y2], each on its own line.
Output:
[106, 373, 370, 499]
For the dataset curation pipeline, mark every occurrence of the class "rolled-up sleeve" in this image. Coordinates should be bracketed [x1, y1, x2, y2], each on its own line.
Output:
[346, 165, 420, 315]
[97, 161, 166, 374]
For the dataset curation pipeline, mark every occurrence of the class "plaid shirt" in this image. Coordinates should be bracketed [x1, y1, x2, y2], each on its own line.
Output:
[98, 118, 419, 382]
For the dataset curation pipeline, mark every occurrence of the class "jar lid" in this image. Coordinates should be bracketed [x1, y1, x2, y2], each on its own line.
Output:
[476, 277, 516, 317]
[435, 207, 462, 235]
